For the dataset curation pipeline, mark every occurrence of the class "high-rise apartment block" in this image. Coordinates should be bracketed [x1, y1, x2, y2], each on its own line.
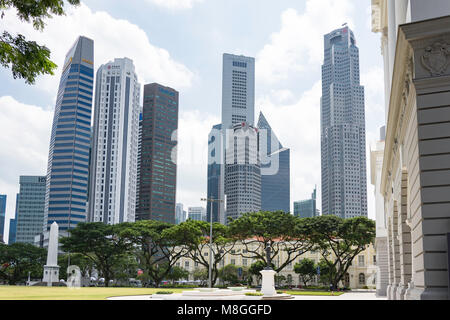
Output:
[88, 58, 141, 224]
[320, 26, 367, 218]
[44, 36, 94, 232]
[16, 176, 46, 244]
[136, 83, 179, 224]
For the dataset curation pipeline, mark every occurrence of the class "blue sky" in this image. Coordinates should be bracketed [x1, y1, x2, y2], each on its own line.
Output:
[0, 0, 385, 241]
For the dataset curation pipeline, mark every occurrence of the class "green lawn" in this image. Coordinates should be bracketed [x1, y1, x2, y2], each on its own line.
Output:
[281, 290, 345, 296]
[0, 285, 188, 300]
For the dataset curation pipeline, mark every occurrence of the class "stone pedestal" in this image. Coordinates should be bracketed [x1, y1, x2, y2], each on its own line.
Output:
[43, 265, 60, 286]
[260, 270, 277, 296]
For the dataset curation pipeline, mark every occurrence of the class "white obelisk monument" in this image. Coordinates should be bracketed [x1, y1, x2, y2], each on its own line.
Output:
[43, 222, 60, 286]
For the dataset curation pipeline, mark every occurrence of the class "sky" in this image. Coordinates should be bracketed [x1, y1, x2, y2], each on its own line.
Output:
[0, 0, 385, 242]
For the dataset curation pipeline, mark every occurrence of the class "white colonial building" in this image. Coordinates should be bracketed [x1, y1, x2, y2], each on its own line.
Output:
[371, 0, 450, 300]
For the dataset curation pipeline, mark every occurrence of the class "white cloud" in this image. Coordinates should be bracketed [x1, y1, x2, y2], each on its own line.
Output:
[145, 0, 204, 10]
[256, 0, 355, 83]
[176, 110, 220, 209]
[256, 82, 322, 213]
[0, 96, 53, 242]
[2, 3, 194, 95]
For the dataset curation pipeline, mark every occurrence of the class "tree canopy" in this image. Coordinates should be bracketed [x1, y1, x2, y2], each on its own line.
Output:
[60, 222, 132, 287]
[228, 211, 315, 273]
[0, 242, 46, 285]
[310, 215, 375, 288]
[0, 0, 80, 83]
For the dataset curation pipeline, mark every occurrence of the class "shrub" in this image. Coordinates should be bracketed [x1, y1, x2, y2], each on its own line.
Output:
[245, 292, 263, 296]
[155, 291, 174, 295]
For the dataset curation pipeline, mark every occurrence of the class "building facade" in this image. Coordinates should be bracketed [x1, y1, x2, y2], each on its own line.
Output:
[371, 0, 450, 300]
[188, 207, 206, 222]
[0, 195, 6, 243]
[7, 194, 18, 244]
[370, 126, 389, 297]
[176, 241, 377, 289]
[88, 58, 141, 225]
[294, 187, 317, 218]
[43, 36, 94, 233]
[207, 124, 223, 223]
[320, 26, 368, 219]
[136, 83, 179, 224]
[175, 203, 186, 225]
[15, 176, 46, 244]
[224, 122, 261, 222]
[221, 54, 255, 129]
[257, 112, 290, 213]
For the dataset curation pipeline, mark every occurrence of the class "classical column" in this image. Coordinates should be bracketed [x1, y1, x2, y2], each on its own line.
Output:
[397, 170, 412, 300]
[399, 16, 450, 300]
[389, 203, 401, 299]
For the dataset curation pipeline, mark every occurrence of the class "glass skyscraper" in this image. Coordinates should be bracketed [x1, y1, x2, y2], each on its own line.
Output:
[136, 83, 178, 224]
[320, 26, 367, 218]
[257, 112, 290, 213]
[0, 195, 6, 243]
[44, 36, 94, 232]
[294, 187, 317, 218]
[7, 194, 18, 244]
[16, 176, 46, 243]
[207, 123, 222, 223]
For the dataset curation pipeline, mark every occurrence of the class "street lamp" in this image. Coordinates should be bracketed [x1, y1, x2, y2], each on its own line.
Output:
[201, 197, 223, 288]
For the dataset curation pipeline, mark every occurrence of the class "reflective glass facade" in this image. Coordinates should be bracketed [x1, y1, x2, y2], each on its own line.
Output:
[44, 36, 94, 231]
[136, 83, 178, 224]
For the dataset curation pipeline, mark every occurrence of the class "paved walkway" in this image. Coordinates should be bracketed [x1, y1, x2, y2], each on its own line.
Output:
[107, 292, 386, 301]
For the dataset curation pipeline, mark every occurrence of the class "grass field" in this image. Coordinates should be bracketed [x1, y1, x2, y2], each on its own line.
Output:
[0, 286, 345, 300]
[0, 285, 187, 300]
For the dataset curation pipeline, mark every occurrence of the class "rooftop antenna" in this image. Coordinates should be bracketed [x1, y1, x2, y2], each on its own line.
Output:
[342, 22, 348, 27]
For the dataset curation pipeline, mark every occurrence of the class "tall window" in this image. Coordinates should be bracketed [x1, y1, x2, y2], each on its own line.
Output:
[359, 273, 365, 285]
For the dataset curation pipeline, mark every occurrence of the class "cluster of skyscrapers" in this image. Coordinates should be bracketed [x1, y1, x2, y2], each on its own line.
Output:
[2, 24, 369, 244]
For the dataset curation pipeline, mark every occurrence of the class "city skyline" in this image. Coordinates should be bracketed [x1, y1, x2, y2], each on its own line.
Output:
[0, 0, 385, 241]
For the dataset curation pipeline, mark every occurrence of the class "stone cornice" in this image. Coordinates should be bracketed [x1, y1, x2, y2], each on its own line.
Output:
[381, 15, 450, 196]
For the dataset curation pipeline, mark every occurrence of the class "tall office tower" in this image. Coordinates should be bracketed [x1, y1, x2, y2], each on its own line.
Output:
[188, 207, 206, 221]
[294, 187, 317, 218]
[175, 203, 186, 225]
[135, 111, 143, 216]
[216, 54, 256, 224]
[16, 176, 46, 243]
[221, 53, 255, 129]
[257, 112, 290, 213]
[0, 195, 6, 242]
[43, 36, 94, 232]
[320, 26, 367, 218]
[207, 124, 223, 223]
[136, 83, 179, 224]
[224, 122, 261, 222]
[7, 194, 18, 244]
[88, 58, 141, 225]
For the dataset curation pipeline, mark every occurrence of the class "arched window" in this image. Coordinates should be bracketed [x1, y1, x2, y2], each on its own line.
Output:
[359, 273, 365, 285]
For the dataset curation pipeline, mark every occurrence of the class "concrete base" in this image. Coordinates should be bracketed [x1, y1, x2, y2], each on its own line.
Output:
[260, 270, 277, 296]
[396, 284, 407, 300]
[388, 284, 398, 300]
[43, 265, 60, 286]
